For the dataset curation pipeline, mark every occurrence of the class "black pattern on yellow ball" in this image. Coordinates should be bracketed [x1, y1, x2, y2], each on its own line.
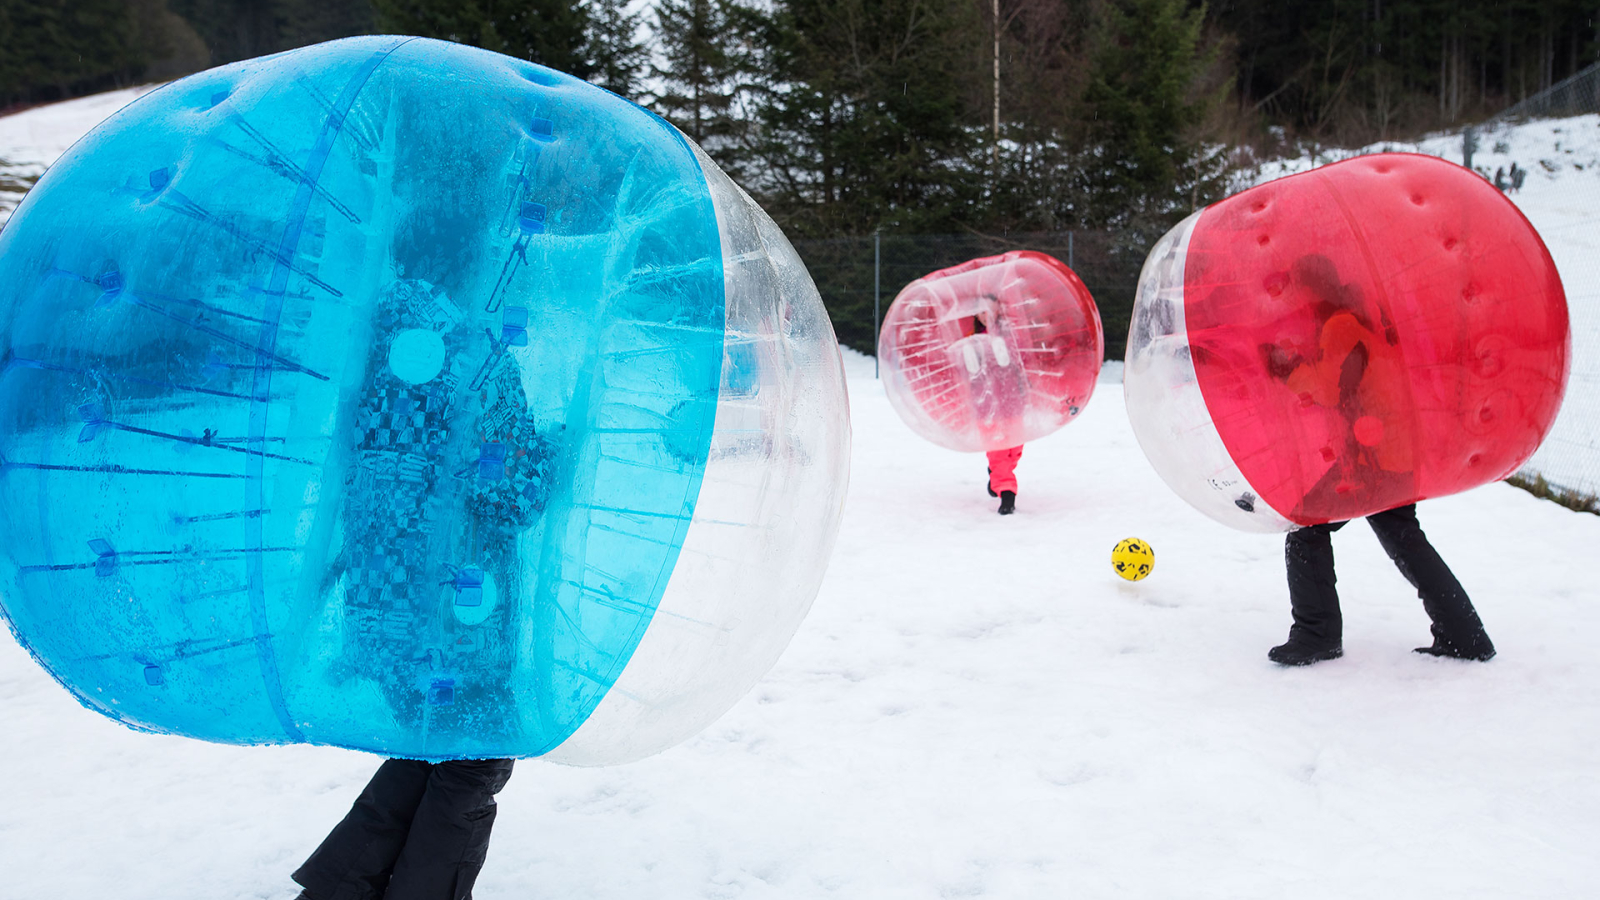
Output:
[1111, 537, 1155, 582]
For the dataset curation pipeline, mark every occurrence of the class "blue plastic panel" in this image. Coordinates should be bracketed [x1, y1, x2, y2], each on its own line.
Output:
[0, 36, 725, 760]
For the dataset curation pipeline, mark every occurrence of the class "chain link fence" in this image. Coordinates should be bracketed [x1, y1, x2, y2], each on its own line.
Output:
[791, 230, 1150, 364]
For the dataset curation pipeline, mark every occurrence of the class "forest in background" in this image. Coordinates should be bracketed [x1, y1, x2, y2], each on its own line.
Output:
[1, 0, 1596, 349]
[3, 0, 1594, 233]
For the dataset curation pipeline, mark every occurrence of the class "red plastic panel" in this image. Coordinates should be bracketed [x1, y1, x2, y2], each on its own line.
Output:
[879, 251, 1103, 452]
[1183, 153, 1569, 525]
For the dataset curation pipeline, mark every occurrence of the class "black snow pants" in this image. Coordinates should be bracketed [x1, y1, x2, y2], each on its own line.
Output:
[293, 757, 515, 900]
[1284, 503, 1491, 652]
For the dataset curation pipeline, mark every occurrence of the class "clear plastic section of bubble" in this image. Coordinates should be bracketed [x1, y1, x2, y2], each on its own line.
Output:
[547, 142, 852, 766]
[1123, 211, 1294, 533]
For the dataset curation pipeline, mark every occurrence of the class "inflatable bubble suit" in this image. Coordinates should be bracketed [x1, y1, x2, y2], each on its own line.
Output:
[0, 36, 850, 764]
[1125, 153, 1568, 532]
[878, 251, 1103, 452]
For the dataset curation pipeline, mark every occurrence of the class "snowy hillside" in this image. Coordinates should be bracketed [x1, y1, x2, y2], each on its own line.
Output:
[2, 89, 1600, 899]
[0, 86, 158, 228]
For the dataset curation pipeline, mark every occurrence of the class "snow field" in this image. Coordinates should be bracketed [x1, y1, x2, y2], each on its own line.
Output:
[4, 352, 1600, 898]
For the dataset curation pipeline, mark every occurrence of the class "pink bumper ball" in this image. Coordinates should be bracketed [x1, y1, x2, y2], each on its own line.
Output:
[879, 251, 1104, 452]
[1125, 153, 1569, 531]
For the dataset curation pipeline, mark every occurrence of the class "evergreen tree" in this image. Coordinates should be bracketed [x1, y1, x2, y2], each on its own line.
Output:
[1212, 0, 1600, 142]
[274, 0, 373, 54]
[1079, 0, 1223, 232]
[166, 0, 279, 63]
[979, 0, 1100, 231]
[167, 0, 371, 64]
[371, 0, 592, 76]
[0, 0, 150, 105]
[755, 0, 984, 236]
[651, 0, 755, 171]
[583, 0, 647, 98]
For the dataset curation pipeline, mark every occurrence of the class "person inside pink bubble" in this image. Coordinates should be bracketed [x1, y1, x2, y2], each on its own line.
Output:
[985, 445, 1021, 515]
[965, 310, 1022, 515]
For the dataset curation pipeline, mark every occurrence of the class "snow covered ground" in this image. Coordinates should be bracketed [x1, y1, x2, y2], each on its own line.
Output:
[4, 350, 1600, 899]
[3, 88, 1600, 899]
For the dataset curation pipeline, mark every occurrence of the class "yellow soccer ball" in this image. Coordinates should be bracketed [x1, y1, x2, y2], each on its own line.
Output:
[1111, 537, 1155, 581]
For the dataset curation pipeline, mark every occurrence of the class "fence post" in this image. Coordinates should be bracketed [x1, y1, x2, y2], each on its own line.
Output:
[873, 231, 881, 379]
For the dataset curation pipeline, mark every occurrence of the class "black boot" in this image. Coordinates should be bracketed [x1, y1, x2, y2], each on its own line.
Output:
[1268, 641, 1344, 665]
[1366, 505, 1495, 662]
[997, 490, 1015, 515]
[1272, 522, 1346, 665]
[1413, 637, 1496, 661]
[987, 467, 997, 498]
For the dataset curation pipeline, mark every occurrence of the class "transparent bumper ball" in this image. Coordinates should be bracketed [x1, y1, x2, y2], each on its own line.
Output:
[0, 36, 850, 764]
[878, 251, 1103, 452]
[1125, 153, 1568, 531]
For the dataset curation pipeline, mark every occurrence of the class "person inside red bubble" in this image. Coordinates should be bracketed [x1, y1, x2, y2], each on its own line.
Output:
[986, 445, 1021, 515]
[1258, 256, 1495, 666]
[967, 310, 1021, 515]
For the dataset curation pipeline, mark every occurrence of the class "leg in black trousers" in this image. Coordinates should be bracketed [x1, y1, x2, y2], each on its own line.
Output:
[1271, 521, 1348, 665]
[386, 759, 515, 900]
[1365, 504, 1495, 660]
[294, 758, 515, 900]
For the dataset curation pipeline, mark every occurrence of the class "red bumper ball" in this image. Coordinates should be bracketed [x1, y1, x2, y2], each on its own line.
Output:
[880, 251, 1104, 452]
[1125, 153, 1569, 531]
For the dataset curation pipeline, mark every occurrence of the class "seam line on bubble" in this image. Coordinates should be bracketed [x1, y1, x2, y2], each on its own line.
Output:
[247, 36, 415, 744]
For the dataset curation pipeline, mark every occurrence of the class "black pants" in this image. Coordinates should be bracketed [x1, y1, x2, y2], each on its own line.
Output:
[293, 758, 515, 900]
[1284, 504, 1490, 650]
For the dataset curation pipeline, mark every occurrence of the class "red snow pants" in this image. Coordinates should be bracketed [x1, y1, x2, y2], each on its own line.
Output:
[987, 445, 1023, 493]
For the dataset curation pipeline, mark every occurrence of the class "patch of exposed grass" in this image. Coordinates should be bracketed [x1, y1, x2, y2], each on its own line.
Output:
[0, 157, 42, 197]
[1507, 472, 1600, 515]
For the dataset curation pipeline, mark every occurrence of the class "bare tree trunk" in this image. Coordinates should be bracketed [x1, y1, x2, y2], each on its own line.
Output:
[992, 0, 999, 173]
[1503, 28, 1512, 104]
[1543, 24, 1553, 92]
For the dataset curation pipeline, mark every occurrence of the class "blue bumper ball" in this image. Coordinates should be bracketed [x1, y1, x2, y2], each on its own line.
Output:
[0, 36, 850, 764]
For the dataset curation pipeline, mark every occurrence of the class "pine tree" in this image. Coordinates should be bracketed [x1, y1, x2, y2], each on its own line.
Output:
[755, 0, 984, 236]
[651, 0, 755, 171]
[0, 0, 149, 105]
[273, 0, 373, 53]
[1079, 0, 1223, 232]
[979, 0, 1100, 231]
[372, 0, 593, 77]
[583, 0, 646, 98]
[166, 0, 279, 63]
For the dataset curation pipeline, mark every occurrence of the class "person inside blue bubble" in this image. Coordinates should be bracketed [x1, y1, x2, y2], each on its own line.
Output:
[293, 277, 556, 899]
